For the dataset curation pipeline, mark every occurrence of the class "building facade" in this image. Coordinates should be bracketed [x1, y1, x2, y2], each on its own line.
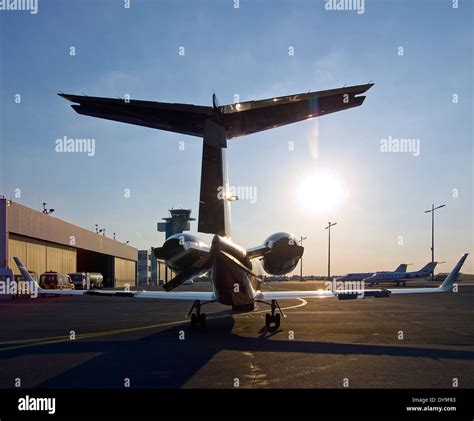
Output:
[137, 248, 173, 285]
[0, 199, 137, 287]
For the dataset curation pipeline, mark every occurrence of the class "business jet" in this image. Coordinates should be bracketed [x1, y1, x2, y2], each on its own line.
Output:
[338, 264, 408, 283]
[363, 262, 439, 286]
[13, 83, 467, 330]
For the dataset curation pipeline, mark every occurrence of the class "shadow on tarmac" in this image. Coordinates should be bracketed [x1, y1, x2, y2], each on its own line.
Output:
[1, 314, 473, 388]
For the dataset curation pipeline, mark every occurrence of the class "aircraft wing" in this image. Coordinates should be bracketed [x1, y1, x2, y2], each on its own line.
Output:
[220, 83, 374, 138]
[258, 254, 468, 301]
[13, 257, 214, 301]
[58, 94, 213, 137]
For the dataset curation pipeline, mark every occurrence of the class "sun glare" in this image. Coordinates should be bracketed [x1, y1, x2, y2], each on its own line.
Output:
[296, 171, 349, 214]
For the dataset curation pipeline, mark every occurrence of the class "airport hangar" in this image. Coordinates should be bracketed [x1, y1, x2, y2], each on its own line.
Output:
[0, 198, 137, 287]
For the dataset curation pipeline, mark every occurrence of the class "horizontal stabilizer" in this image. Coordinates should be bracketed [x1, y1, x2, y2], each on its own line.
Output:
[59, 93, 213, 137]
[59, 83, 374, 140]
[219, 83, 374, 138]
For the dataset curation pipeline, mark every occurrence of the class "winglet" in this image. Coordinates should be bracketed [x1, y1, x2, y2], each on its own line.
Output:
[13, 257, 43, 293]
[212, 93, 220, 110]
[439, 253, 469, 292]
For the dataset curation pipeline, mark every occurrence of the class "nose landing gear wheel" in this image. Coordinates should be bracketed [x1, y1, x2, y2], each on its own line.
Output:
[199, 313, 207, 328]
[188, 301, 208, 329]
[265, 300, 282, 330]
[274, 313, 280, 328]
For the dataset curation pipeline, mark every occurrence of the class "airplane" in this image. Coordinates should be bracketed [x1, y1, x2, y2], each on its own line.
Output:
[12, 83, 468, 331]
[363, 262, 439, 286]
[338, 264, 408, 283]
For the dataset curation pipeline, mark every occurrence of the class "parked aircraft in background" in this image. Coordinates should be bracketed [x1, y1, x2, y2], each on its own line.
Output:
[338, 264, 408, 283]
[364, 262, 439, 286]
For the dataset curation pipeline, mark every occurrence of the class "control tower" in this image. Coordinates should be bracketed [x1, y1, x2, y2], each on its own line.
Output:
[157, 208, 195, 239]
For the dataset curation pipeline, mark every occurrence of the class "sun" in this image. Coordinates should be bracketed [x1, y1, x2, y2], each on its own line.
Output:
[296, 171, 349, 214]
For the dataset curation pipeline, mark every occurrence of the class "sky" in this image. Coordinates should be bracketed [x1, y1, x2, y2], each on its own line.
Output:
[0, 0, 472, 275]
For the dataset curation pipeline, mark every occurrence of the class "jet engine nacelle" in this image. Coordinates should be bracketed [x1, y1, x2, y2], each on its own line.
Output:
[154, 233, 209, 272]
[262, 232, 304, 275]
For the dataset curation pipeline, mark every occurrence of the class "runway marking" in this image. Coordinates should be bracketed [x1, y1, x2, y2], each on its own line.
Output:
[0, 299, 307, 352]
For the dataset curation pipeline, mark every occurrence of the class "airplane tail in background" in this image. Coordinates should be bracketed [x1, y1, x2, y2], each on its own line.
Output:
[394, 264, 407, 272]
[419, 262, 438, 273]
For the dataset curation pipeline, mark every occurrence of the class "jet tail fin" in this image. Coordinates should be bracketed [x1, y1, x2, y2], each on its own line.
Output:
[198, 119, 231, 237]
[394, 264, 407, 272]
[420, 261, 438, 273]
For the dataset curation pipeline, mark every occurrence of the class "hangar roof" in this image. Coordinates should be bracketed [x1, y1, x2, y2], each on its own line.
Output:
[2, 199, 137, 261]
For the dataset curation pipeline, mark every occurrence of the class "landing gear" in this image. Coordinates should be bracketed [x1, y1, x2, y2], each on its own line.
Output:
[191, 312, 206, 328]
[262, 299, 284, 330]
[187, 300, 207, 328]
[265, 312, 281, 330]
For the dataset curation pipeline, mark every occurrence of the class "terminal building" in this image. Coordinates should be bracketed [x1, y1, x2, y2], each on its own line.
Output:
[137, 248, 172, 286]
[0, 198, 137, 287]
[137, 208, 195, 285]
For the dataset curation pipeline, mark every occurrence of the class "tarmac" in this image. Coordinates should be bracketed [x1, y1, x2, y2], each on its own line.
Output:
[0, 281, 473, 388]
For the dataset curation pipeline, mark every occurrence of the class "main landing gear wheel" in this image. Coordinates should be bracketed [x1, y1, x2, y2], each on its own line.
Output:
[265, 313, 281, 329]
[188, 300, 207, 329]
[191, 313, 206, 328]
[265, 300, 282, 330]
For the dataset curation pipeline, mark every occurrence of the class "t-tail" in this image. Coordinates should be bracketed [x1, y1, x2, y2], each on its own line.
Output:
[419, 261, 438, 274]
[394, 264, 407, 272]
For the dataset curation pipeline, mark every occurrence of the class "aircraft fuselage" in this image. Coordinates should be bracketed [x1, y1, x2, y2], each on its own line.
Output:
[209, 235, 263, 309]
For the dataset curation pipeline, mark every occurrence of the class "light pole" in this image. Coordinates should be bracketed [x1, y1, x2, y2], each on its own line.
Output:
[299, 236, 307, 281]
[424, 204, 445, 281]
[325, 222, 337, 281]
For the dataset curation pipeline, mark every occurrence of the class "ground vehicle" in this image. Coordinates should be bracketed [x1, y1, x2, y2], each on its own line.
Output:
[89, 273, 104, 288]
[39, 272, 75, 290]
[68, 272, 104, 290]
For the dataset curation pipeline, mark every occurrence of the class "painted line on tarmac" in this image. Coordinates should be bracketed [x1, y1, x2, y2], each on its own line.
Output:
[0, 299, 307, 352]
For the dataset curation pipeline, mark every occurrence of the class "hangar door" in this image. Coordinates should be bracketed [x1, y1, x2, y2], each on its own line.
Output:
[8, 234, 76, 276]
[114, 257, 136, 287]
